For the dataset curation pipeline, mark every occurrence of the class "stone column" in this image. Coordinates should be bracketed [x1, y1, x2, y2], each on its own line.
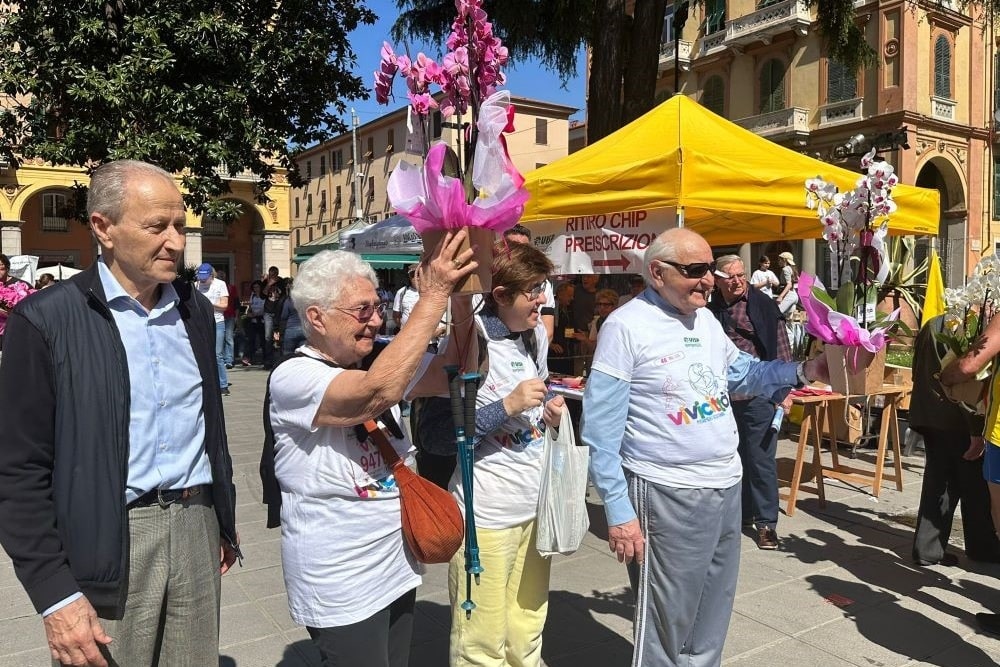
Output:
[0, 219, 23, 256]
[738, 243, 752, 270]
[800, 238, 816, 276]
[262, 231, 291, 277]
[184, 228, 203, 271]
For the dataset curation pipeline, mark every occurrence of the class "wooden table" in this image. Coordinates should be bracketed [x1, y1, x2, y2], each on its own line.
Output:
[784, 384, 911, 517]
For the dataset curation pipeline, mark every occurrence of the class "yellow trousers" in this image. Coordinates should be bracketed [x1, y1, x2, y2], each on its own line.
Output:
[448, 520, 552, 667]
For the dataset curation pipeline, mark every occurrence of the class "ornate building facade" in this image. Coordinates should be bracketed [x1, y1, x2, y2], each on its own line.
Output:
[659, 0, 998, 284]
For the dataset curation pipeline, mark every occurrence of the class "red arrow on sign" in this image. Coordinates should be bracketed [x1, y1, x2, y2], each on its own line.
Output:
[593, 255, 631, 271]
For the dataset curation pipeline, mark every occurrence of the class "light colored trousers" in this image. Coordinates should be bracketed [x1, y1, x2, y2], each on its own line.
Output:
[448, 520, 551, 667]
[627, 475, 741, 667]
[55, 498, 222, 666]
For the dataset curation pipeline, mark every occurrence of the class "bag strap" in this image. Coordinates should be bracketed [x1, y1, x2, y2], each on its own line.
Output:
[362, 419, 405, 472]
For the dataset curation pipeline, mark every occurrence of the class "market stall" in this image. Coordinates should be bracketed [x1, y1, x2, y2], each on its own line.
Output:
[520, 95, 940, 274]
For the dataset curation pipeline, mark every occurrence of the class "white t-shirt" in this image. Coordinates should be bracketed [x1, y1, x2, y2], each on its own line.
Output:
[269, 349, 421, 628]
[591, 297, 743, 489]
[393, 286, 421, 327]
[451, 317, 550, 530]
[197, 278, 228, 324]
[750, 269, 778, 298]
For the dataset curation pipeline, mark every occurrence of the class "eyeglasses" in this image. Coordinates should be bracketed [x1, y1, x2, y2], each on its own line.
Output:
[596, 301, 616, 307]
[658, 260, 717, 279]
[520, 281, 548, 300]
[334, 302, 386, 323]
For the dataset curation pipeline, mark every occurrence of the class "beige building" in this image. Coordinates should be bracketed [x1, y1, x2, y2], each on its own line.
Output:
[656, 0, 998, 285]
[0, 159, 292, 294]
[290, 95, 577, 265]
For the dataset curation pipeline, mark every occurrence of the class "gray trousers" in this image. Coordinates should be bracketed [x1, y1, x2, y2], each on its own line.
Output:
[627, 474, 741, 667]
[55, 497, 223, 666]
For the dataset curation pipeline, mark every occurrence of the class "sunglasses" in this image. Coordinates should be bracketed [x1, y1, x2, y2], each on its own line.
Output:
[658, 260, 717, 279]
[334, 302, 386, 323]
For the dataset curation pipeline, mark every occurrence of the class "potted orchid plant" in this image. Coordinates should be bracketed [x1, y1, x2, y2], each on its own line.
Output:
[801, 149, 910, 394]
[934, 255, 1000, 413]
[373, 0, 528, 293]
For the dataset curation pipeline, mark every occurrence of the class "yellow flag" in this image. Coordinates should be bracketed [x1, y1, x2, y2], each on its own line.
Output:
[921, 249, 945, 327]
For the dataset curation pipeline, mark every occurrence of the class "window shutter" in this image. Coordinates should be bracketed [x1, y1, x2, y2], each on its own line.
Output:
[934, 36, 950, 99]
[702, 76, 725, 116]
[827, 59, 856, 104]
[760, 59, 785, 114]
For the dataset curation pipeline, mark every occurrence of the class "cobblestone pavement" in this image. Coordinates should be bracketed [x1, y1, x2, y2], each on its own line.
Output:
[1, 366, 998, 666]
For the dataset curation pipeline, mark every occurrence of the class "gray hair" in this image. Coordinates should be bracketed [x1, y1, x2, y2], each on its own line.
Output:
[87, 160, 176, 223]
[292, 250, 378, 339]
[715, 254, 742, 272]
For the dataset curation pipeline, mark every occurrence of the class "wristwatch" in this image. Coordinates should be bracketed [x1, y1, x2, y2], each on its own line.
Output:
[795, 362, 810, 388]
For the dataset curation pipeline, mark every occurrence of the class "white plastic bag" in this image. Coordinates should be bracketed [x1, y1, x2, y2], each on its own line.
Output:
[535, 408, 590, 557]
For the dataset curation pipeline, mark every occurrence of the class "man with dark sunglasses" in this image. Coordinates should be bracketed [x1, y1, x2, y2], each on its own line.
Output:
[582, 228, 828, 667]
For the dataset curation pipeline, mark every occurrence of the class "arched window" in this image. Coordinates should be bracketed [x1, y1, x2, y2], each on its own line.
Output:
[701, 76, 725, 116]
[827, 59, 857, 103]
[934, 35, 951, 99]
[759, 59, 786, 114]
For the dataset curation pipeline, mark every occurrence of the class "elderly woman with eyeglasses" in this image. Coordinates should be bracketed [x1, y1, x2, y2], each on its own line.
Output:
[448, 241, 566, 667]
[265, 231, 477, 667]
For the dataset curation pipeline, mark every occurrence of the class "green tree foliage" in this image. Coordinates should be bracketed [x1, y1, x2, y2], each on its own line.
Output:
[392, 1, 996, 145]
[0, 0, 376, 220]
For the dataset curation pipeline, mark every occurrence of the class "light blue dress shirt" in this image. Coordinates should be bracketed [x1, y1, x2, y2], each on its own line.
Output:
[44, 263, 214, 617]
[582, 287, 800, 526]
[97, 260, 213, 503]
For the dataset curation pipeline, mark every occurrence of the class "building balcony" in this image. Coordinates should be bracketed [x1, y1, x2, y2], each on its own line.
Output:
[658, 40, 693, 71]
[733, 107, 810, 141]
[699, 30, 727, 58]
[818, 98, 863, 127]
[726, 0, 812, 49]
[214, 162, 258, 182]
[931, 96, 956, 121]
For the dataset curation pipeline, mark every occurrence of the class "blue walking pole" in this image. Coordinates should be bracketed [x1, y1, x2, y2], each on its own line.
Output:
[445, 365, 479, 617]
[462, 371, 484, 588]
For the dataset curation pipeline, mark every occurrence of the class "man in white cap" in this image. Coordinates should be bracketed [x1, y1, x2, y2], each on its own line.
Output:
[196, 263, 230, 395]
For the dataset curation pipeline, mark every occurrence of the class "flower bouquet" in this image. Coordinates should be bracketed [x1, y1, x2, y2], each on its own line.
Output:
[0, 279, 36, 336]
[934, 256, 1000, 413]
[801, 150, 909, 395]
[374, 0, 528, 293]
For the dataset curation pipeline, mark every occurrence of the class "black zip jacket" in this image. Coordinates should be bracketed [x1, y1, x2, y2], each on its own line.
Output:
[0, 265, 239, 617]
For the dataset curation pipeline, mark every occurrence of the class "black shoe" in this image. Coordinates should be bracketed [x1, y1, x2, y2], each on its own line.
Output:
[914, 553, 958, 567]
[221, 387, 231, 396]
[977, 613, 1000, 636]
[225, 364, 233, 370]
[757, 526, 779, 550]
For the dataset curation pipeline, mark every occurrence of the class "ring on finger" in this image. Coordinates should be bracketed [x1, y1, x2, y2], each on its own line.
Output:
[452, 259, 464, 269]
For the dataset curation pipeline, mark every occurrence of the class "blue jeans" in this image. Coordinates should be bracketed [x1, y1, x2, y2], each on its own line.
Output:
[215, 321, 228, 389]
[222, 317, 236, 366]
[281, 325, 306, 357]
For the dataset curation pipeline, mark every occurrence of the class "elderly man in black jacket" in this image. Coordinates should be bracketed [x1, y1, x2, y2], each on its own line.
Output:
[0, 161, 240, 667]
[710, 254, 793, 550]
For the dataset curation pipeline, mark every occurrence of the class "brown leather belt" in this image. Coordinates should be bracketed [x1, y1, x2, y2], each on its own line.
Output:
[127, 485, 208, 510]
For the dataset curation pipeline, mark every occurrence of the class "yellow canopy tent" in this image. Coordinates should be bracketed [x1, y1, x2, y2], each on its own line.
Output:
[521, 95, 940, 273]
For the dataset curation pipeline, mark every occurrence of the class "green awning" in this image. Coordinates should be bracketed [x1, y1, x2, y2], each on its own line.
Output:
[361, 254, 421, 268]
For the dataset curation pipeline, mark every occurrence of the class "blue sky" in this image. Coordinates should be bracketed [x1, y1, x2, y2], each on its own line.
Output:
[343, 0, 587, 126]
